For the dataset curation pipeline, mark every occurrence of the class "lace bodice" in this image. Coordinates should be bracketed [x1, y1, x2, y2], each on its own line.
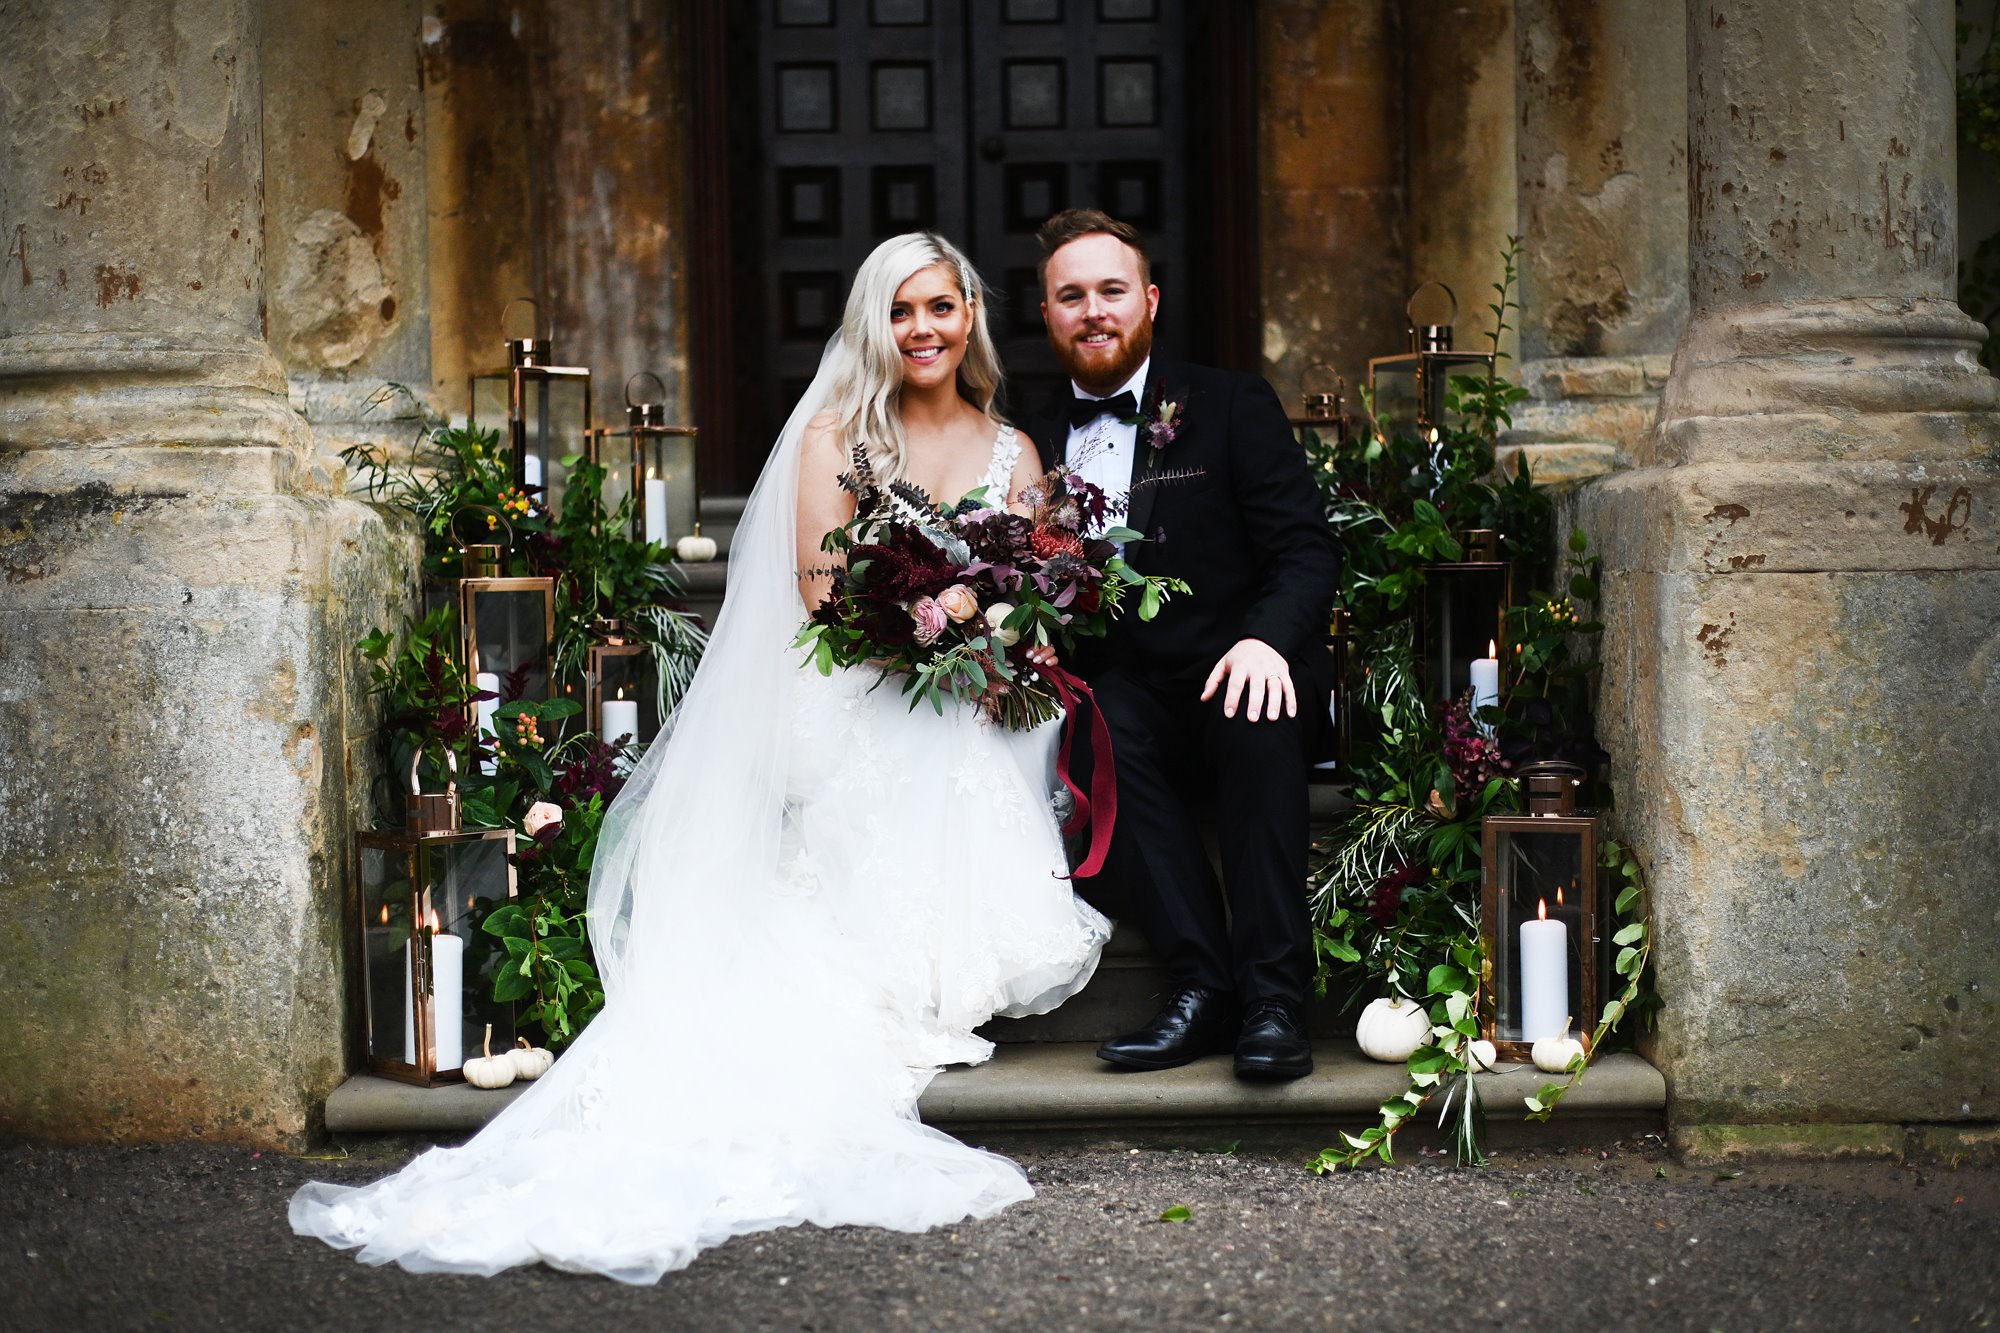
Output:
[851, 423, 1020, 519]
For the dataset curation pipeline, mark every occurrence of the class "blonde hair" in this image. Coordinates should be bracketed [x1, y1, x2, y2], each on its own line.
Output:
[828, 232, 1004, 484]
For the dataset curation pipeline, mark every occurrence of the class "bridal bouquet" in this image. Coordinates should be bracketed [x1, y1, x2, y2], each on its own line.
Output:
[796, 465, 1186, 731]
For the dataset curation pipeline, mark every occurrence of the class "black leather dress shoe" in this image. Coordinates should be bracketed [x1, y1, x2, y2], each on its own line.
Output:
[1097, 985, 1237, 1070]
[1233, 997, 1314, 1080]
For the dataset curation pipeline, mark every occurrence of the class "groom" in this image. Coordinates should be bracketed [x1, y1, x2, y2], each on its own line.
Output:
[1023, 209, 1341, 1081]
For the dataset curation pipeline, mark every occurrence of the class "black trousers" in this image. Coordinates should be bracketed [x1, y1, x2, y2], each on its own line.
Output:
[1076, 665, 1315, 1005]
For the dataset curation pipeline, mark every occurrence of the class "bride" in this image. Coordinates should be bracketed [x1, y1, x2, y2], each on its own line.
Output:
[291, 233, 1111, 1283]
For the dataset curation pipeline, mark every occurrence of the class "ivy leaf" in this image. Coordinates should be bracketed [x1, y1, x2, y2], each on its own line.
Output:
[1157, 1206, 1192, 1223]
[1613, 922, 1645, 946]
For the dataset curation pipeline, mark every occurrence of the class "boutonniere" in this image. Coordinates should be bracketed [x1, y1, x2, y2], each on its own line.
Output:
[1121, 394, 1181, 464]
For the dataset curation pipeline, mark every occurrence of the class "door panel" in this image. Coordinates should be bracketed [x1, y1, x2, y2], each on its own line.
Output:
[748, 0, 1188, 450]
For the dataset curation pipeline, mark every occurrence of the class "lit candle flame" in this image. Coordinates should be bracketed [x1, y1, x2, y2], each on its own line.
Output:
[378, 904, 389, 925]
[1538, 898, 1548, 921]
[616, 686, 625, 700]
[1557, 885, 1565, 907]
[425, 907, 442, 934]
[1488, 639, 1497, 657]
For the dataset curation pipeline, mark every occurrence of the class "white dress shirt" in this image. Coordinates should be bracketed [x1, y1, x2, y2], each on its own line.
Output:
[1064, 357, 1150, 536]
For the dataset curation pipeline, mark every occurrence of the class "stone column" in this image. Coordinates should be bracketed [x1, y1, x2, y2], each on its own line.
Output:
[1510, 1, 1689, 479]
[0, 0, 410, 1146]
[1579, 0, 2000, 1150]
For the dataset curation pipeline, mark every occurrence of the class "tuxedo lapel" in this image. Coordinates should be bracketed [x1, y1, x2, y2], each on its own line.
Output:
[1023, 392, 1068, 473]
[1123, 362, 1179, 551]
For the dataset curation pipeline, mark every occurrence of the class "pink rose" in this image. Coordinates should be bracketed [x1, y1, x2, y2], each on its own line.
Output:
[523, 801, 564, 839]
[910, 597, 947, 646]
[936, 584, 979, 623]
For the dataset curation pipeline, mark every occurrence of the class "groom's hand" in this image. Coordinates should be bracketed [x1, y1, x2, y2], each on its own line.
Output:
[1201, 638, 1297, 722]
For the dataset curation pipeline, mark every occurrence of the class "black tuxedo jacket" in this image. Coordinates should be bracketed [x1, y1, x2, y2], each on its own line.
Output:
[1022, 359, 1342, 691]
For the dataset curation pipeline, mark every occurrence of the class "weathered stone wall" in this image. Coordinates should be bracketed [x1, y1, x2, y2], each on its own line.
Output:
[1406, 1, 1520, 368]
[0, 0, 415, 1147]
[419, 0, 541, 418]
[1257, 0, 1408, 411]
[532, 0, 695, 427]
[1511, 0, 1687, 465]
[263, 0, 435, 463]
[1578, 0, 2000, 1136]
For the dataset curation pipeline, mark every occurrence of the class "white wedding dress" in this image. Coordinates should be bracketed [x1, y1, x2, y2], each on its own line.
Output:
[291, 345, 1109, 1284]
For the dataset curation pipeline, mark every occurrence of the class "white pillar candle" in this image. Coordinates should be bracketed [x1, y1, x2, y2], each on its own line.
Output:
[430, 928, 464, 1072]
[1469, 640, 1500, 724]
[522, 452, 543, 489]
[1519, 899, 1569, 1041]
[401, 939, 415, 1065]
[644, 476, 668, 545]
[475, 671, 501, 775]
[601, 696, 640, 747]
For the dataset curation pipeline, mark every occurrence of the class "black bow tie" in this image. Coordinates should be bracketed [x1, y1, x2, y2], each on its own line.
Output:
[1067, 390, 1139, 429]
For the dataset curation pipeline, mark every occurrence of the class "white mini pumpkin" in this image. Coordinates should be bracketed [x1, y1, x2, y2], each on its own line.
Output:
[1355, 995, 1431, 1063]
[675, 533, 719, 562]
[1531, 1032, 1586, 1074]
[462, 1024, 517, 1089]
[509, 1036, 554, 1081]
[1463, 1038, 1500, 1073]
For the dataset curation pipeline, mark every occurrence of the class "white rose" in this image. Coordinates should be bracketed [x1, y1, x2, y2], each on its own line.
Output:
[984, 602, 1021, 648]
[523, 801, 564, 838]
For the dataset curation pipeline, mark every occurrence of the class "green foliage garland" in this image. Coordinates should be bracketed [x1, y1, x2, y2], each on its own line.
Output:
[1302, 241, 1655, 1170]
[345, 419, 708, 1046]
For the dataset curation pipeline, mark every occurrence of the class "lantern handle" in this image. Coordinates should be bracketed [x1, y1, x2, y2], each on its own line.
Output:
[624, 371, 668, 408]
[407, 739, 461, 801]
[1299, 358, 1344, 399]
[499, 296, 544, 341]
[449, 504, 515, 550]
[1405, 280, 1459, 328]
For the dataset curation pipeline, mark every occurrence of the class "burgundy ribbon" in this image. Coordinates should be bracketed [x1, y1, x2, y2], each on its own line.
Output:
[1041, 663, 1118, 880]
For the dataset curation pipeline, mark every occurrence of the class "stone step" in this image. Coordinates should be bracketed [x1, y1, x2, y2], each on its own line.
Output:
[979, 948, 1366, 1044]
[322, 1045, 1665, 1146]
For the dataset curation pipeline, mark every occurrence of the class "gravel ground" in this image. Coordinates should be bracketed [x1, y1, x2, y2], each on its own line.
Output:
[1, 1135, 1995, 1332]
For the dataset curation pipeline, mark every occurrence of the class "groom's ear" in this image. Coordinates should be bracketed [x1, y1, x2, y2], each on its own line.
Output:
[1146, 284, 1160, 319]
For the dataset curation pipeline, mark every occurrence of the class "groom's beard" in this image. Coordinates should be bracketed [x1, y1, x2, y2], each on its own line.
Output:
[1049, 307, 1156, 395]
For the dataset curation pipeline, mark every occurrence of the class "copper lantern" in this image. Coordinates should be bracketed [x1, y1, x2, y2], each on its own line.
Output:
[456, 539, 557, 716]
[354, 751, 517, 1086]
[584, 618, 659, 749]
[588, 372, 701, 550]
[470, 300, 592, 517]
[1365, 282, 1497, 439]
[1289, 363, 1351, 448]
[1479, 762, 1603, 1061]
[1422, 528, 1511, 715]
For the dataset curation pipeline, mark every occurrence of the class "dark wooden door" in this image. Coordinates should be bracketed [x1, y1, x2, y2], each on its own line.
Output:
[740, 0, 1195, 454]
[965, 0, 1188, 416]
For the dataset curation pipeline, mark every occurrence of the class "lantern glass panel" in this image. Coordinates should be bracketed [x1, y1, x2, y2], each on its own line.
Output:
[519, 369, 591, 517]
[418, 835, 517, 1073]
[1367, 354, 1424, 436]
[357, 830, 516, 1083]
[359, 841, 417, 1069]
[590, 643, 660, 745]
[1482, 817, 1599, 1054]
[1422, 563, 1508, 706]
[462, 579, 554, 704]
[1366, 351, 1498, 438]
[470, 372, 509, 440]
[638, 431, 700, 546]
